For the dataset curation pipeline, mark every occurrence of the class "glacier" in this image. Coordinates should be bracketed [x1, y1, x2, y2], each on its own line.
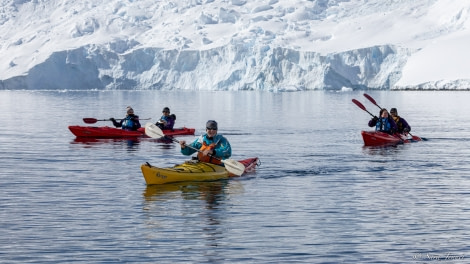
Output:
[1, 0, 470, 91]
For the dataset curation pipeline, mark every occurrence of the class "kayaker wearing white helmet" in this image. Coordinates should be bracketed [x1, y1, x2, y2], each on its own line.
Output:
[110, 106, 141, 131]
[179, 120, 232, 165]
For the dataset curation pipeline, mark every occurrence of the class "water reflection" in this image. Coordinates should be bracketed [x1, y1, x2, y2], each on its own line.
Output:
[70, 137, 175, 150]
[142, 180, 245, 257]
[361, 145, 402, 156]
[71, 137, 142, 150]
[143, 180, 244, 203]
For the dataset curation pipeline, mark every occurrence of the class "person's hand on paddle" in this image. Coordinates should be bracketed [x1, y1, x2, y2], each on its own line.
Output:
[110, 118, 115, 122]
[179, 140, 186, 149]
[202, 148, 214, 157]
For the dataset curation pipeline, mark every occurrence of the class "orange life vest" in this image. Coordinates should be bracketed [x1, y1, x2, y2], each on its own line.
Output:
[197, 142, 222, 165]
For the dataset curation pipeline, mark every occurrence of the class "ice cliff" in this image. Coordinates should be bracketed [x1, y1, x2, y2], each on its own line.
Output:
[1, 0, 469, 90]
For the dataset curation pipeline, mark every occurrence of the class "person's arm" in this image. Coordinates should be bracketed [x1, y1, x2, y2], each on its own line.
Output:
[389, 118, 398, 134]
[110, 118, 122, 128]
[368, 116, 378, 127]
[213, 136, 232, 159]
[166, 118, 175, 129]
[180, 137, 201, 156]
[132, 115, 141, 129]
[402, 118, 411, 132]
[157, 115, 166, 125]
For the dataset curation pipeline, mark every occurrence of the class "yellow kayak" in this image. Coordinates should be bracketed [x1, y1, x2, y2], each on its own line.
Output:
[141, 157, 259, 185]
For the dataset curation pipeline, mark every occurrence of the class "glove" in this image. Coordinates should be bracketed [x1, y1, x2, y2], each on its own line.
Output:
[372, 116, 378, 122]
[403, 128, 410, 133]
[110, 118, 115, 121]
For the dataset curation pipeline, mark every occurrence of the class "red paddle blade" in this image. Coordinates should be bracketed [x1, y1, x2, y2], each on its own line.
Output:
[83, 118, 98, 124]
[352, 99, 366, 111]
[363, 93, 376, 104]
[363, 93, 382, 109]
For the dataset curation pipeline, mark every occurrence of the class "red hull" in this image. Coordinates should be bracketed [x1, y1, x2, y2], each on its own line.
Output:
[69, 126, 195, 138]
[229, 157, 260, 177]
[239, 157, 260, 174]
[361, 131, 421, 146]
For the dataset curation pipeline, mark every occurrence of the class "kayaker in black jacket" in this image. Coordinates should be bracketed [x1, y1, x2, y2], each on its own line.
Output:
[368, 108, 397, 134]
[390, 108, 411, 134]
[110, 106, 141, 131]
[156, 107, 175, 130]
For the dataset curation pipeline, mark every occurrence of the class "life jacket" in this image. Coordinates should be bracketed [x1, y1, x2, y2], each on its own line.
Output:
[376, 118, 393, 134]
[392, 116, 404, 133]
[197, 142, 222, 165]
[122, 116, 137, 130]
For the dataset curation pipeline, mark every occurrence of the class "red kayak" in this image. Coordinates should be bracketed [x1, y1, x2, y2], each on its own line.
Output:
[361, 131, 422, 146]
[69, 126, 195, 138]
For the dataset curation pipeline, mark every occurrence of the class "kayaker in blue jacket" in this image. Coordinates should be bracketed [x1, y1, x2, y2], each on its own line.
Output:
[179, 120, 232, 165]
[390, 108, 411, 134]
[368, 108, 397, 134]
[156, 107, 175, 130]
[110, 106, 141, 131]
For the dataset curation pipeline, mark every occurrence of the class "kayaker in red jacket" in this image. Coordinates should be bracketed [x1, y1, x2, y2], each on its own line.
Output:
[110, 106, 141, 131]
[368, 108, 397, 134]
[390, 108, 411, 134]
[179, 120, 232, 165]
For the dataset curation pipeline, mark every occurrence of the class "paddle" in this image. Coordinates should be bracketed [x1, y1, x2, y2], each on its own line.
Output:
[352, 99, 408, 143]
[352, 99, 376, 118]
[83, 117, 151, 124]
[363, 93, 427, 141]
[144, 123, 246, 176]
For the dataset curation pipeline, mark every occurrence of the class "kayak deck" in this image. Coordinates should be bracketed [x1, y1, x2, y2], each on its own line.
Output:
[69, 125, 195, 138]
[141, 157, 259, 185]
[69, 126, 143, 138]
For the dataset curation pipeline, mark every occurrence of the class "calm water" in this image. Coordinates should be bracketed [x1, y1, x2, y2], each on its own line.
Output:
[1, 90, 470, 263]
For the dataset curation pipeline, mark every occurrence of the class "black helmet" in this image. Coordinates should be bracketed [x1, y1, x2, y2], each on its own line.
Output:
[206, 120, 218, 130]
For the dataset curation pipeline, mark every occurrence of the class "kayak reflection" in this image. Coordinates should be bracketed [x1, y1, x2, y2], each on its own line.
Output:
[143, 180, 244, 204]
[71, 137, 141, 150]
[71, 137, 176, 151]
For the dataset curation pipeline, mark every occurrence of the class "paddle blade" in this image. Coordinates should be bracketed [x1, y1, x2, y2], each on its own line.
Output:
[363, 93, 377, 105]
[363, 93, 383, 109]
[222, 159, 246, 176]
[352, 99, 366, 111]
[145, 123, 165, 138]
[83, 118, 99, 124]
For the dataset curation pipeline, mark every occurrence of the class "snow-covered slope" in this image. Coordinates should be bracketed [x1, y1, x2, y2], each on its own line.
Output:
[1, 0, 470, 90]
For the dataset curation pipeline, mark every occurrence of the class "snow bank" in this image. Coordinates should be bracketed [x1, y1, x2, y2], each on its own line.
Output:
[1, 0, 470, 90]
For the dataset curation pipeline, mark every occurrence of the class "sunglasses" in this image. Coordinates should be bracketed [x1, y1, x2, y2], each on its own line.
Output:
[206, 127, 217, 130]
